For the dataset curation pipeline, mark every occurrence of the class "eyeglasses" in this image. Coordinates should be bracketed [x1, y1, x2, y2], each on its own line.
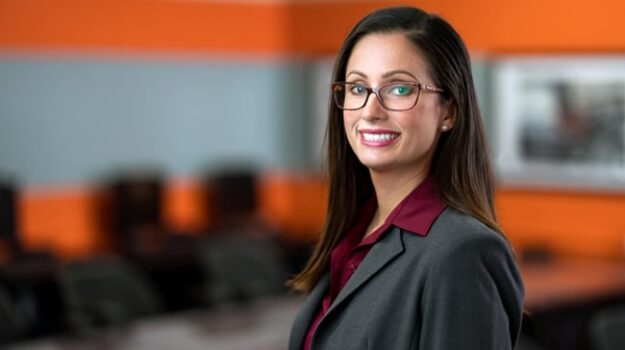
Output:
[332, 81, 445, 111]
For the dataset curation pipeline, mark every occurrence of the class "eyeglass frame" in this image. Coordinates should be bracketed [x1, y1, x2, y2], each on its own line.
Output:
[331, 81, 445, 111]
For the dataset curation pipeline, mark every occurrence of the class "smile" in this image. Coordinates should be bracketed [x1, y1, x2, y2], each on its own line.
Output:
[362, 133, 399, 142]
[359, 131, 400, 147]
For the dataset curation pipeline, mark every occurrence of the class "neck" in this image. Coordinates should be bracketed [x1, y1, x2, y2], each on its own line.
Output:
[370, 167, 430, 225]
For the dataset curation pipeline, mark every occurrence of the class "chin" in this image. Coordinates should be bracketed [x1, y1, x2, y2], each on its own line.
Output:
[357, 159, 396, 173]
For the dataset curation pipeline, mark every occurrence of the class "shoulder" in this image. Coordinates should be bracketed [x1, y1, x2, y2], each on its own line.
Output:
[432, 207, 503, 242]
[401, 207, 522, 290]
[404, 207, 511, 259]
[408, 208, 525, 349]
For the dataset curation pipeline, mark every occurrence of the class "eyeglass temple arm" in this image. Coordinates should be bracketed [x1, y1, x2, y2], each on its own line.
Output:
[421, 84, 445, 93]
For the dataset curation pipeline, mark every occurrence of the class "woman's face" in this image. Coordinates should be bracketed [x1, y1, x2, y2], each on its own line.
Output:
[343, 32, 453, 176]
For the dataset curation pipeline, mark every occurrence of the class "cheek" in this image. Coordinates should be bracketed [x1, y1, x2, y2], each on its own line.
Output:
[399, 114, 439, 145]
[343, 111, 355, 124]
[343, 112, 358, 135]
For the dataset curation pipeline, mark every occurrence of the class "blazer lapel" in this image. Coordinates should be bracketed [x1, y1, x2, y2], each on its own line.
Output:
[326, 227, 405, 317]
[289, 273, 329, 350]
[291, 228, 405, 350]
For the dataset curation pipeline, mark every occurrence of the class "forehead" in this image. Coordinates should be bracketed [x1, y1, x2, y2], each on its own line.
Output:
[346, 32, 432, 82]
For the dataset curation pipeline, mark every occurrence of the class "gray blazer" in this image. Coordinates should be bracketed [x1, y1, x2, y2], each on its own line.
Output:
[289, 208, 524, 350]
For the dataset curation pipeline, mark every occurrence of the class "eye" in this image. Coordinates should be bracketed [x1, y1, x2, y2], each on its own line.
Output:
[349, 84, 367, 95]
[389, 84, 413, 96]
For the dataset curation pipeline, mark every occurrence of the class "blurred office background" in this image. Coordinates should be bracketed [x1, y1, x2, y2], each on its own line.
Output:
[2, 0, 625, 349]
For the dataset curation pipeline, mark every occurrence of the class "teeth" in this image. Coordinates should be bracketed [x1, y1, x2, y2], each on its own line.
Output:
[362, 133, 399, 142]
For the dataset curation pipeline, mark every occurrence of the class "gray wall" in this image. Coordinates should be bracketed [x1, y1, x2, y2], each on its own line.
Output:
[0, 56, 315, 186]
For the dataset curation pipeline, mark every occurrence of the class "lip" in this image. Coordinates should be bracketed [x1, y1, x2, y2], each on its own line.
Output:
[359, 129, 400, 147]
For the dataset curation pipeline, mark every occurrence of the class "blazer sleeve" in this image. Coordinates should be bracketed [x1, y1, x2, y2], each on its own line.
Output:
[418, 232, 524, 350]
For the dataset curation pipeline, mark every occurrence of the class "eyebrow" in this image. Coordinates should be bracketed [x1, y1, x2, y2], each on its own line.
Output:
[346, 69, 419, 80]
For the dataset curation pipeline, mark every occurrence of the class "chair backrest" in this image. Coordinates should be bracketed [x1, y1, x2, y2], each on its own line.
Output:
[515, 334, 546, 350]
[0, 281, 26, 344]
[110, 176, 163, 233]
[105, 172, 165, 255]
[60, 255, 162, 328]
[0, 181, 22, 254]
[210, 170, 257, 217]
[589, 304, 625, 350]
[198, 234, 286, 304]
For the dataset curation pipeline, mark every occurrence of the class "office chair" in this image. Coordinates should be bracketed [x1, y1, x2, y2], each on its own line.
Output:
[108, 173, 165, 256]
[198, 234, 286, 304]
[105, 171, 209, 311]
[589, 304, 625, 350]
[0, 181, 21, 260]
[60, 255, 163, 329]
[0, 279, 27, 344]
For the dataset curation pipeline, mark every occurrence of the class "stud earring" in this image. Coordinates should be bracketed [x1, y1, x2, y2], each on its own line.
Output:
[441, 125, 449, 131]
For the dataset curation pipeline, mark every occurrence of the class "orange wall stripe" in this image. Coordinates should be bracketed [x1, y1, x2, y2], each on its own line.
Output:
[1, 0, 625, 55]
[20, 186, 110, 259]
[17, 175, 328, 260]
[258, 173, 327, 242]
[163, 179, 209, 235]
[18, 177, 625, 260]
[0, 0, 289, 54]
[498, 189, 625, 259]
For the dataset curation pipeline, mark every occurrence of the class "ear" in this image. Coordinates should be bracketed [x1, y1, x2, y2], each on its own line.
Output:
[440, 101, 457, 132]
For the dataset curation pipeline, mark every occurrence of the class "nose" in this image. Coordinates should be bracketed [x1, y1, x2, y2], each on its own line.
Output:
[361, 91, 386, 121]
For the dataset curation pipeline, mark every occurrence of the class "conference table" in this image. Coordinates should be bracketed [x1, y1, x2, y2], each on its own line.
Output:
[8, 257, 625, 350]
[8, 295, 305, 350]
[520, 256, 625, 350]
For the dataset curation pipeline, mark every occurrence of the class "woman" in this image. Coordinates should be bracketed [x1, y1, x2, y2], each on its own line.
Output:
[288, 6, 524, 350]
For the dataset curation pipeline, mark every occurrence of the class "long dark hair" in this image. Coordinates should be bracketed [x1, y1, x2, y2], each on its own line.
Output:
[289, 6, 501, 293]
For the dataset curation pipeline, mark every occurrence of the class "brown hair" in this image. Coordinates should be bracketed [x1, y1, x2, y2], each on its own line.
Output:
[289, 6, 502, 293]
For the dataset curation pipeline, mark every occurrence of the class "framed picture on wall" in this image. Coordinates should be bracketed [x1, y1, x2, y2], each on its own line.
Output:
[493, 57, 625, 189]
